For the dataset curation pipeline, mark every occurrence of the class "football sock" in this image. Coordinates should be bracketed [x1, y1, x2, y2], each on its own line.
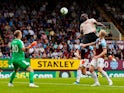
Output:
[76, 70, 82, 82]
[29, 71, 34, 83]
[91, 71, 99, 83]
[10, 71, 16, 83]
[101, 70, 111, 82]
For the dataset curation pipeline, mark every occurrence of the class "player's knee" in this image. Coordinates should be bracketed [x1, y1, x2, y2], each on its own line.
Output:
[78, 67, 82, 70]
[30, 69, 34, 72]
[26, 66, 34, 72]
[89, 69, 93, 73]
[89, 67, 94, 73]
[15, 70, 18, 73]
[97, 67, 102, 73]
[98, 70, 102, 73]
[15, 69, 19, 72]
[82, 69, 86, 75]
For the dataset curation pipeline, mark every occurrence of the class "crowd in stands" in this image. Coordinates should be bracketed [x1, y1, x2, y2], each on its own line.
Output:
[99, 0, 124, 29]
[0, 0, 123, 60]
[107, 40, 124, 60]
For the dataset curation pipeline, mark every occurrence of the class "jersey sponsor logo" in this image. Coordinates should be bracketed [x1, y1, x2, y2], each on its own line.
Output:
[30, 59, 80, 70]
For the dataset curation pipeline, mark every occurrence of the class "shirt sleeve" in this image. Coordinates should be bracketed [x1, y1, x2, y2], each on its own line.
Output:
[95, 38, 99, 43]
[91, 18, 97, 23]
[18, 40, 24, 49]
[89, 46, 94, 50]
[101, 40, 106, 48]
[80, 23, 84, 32]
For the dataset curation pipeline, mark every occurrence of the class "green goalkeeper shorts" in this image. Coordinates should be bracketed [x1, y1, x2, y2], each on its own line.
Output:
[12, 59, 30, 70]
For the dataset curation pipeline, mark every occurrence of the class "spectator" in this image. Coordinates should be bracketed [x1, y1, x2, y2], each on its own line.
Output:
[53, 42, 58, 49]
[0, 0, 123, 59]
[51, 49, 59, 59]
[0, 50, 3, 58]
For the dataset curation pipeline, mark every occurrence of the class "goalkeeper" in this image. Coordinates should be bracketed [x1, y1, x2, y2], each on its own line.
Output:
[8, 30, 38, 87]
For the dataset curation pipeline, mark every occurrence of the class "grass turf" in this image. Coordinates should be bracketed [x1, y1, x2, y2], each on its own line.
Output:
[0, 78, 124, 93]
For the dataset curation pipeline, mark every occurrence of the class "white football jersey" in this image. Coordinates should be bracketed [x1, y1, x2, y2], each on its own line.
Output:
[80, 18, 97, 35]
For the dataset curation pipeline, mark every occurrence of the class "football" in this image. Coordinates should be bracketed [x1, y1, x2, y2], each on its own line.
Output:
[60, 7, 68, 15]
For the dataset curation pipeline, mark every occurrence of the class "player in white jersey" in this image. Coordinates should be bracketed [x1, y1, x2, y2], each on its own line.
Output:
[73, 46, 94, 84]
[82, 30, 113, 86]
[80, 13, 106, 59]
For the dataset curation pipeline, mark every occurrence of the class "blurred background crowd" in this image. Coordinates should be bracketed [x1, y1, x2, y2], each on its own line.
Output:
[0, 0, 124, 59]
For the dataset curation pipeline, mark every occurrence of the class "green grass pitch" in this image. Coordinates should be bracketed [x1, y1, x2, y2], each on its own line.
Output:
[0, 78, 124, 93]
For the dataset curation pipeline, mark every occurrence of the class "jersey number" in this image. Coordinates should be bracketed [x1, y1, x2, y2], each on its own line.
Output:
[12, 45, 19, 52]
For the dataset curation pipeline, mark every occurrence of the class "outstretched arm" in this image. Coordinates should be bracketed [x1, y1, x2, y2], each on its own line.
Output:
[80, 23, 84, 32]
[22, 41, 37, 51]
[81, 42, 96, 48]
[95, 22, 106, 28]
[74, 49, 81, 59]
[22, 46, 30, 51]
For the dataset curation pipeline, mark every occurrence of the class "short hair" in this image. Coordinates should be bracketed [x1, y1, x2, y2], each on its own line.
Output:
[81, 13, 88, 18]
[14, 30, 21, 38]
[100, 30, 107, 37]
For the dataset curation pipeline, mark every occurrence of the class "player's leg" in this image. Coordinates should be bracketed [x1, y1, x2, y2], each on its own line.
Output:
[81, 35, 89, 59]
[74, 67, 90, 84]
[26, 66, 34, 83]
[74, 59, 91, 84]
[82, 67, 91, 76]
[82, 59, 91, 76]
[20, 60, 39, 87]
[73, 66, 82, 84]
[74, 59, 85, 84]
[81, 66, 87, 75]
[26, 66, 39, 87]
[90, 59, 100, 86]
[26, 67, 39, 87]
[8, 63, 19, 87]
[97, 67, 113, 86]
[97, 58, 113, 86]
[73, 50, 82, 84]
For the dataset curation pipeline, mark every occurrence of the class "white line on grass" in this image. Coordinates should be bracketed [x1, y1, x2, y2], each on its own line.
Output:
[2, 82, 124, 88]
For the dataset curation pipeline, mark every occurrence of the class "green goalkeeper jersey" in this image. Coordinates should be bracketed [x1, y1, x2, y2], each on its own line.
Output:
[11, 39, 25, 60]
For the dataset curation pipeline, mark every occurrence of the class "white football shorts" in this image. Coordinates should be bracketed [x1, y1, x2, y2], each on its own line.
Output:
[90, 58, 104, 69]
[79, 59, 89, 68]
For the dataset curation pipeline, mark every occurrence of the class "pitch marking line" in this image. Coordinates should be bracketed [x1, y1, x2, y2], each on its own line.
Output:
[2, 82, 124, 88]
